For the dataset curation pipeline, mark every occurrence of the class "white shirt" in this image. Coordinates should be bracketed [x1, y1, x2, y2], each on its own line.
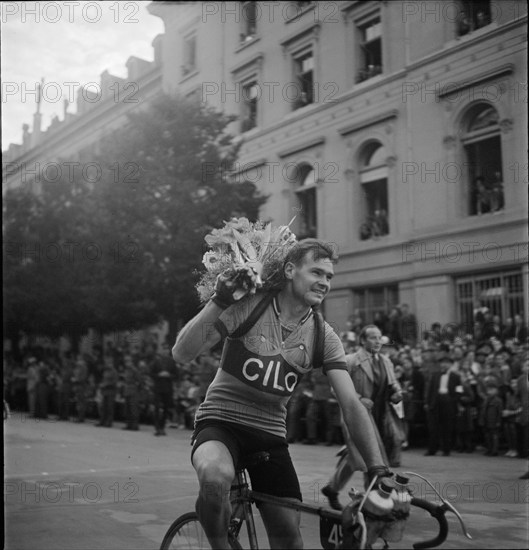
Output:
[438, 372, 449, 394]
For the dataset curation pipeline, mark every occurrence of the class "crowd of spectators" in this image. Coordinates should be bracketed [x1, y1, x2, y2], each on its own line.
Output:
[3, 340, 219, 435]
[4, 305, 528, 464]
[359, 209, 389, 240]
[286, 305, 529, 464]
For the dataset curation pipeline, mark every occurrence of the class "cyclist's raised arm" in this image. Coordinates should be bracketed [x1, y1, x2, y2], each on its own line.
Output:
[327, 369, 387, 471]
[172, 265, 260, 363]
[172, 301, 223, 364]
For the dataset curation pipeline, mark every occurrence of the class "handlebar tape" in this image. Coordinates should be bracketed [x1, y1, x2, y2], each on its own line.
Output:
[410, 498, 449, 549]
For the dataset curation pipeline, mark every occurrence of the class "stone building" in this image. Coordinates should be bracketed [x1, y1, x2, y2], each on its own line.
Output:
[2, 44, 163, 193]
[148, 0, 528, 335]
[2, 39, 165, 352]
[4, 0, 527, 339]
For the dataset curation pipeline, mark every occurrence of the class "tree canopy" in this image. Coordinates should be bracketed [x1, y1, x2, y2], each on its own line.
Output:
[3, 94, 267, 354]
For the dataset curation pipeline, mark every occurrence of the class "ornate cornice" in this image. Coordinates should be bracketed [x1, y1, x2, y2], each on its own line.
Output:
[437, 64, 515, 99]
[229, 52, 265, 75]
[338, 109, 399, 136]
[277, 136, 326, 158]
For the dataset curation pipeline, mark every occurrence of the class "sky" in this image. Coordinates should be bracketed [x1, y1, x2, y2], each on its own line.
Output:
[1, 1, 165, 149]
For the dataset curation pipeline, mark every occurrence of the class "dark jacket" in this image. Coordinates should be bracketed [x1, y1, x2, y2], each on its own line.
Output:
[150, 356, 174, 395]
[479, 395, 503, 429]
[424, 370, 461, 411]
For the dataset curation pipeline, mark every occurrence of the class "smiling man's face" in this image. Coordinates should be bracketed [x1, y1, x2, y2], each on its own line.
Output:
[285, 250, 334, 307]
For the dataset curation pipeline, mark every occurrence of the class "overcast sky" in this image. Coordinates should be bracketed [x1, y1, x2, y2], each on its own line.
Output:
[1, 1, 165, 149]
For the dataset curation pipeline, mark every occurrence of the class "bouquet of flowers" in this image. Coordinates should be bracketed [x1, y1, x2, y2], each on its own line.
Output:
[196, 216, 297, 303]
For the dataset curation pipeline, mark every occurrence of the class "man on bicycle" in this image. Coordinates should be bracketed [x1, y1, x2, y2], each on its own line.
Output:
[172, 239, 389, 549]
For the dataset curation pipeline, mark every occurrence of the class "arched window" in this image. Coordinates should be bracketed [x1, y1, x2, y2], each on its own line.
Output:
[461, 103, 504, 216]
[294, 164, 317, 239]
[358, 142, 389, 240]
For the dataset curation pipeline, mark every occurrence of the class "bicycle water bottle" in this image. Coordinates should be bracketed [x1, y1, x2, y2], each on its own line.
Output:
[363, 477, 395, 517]
[382, 474, 412, 542]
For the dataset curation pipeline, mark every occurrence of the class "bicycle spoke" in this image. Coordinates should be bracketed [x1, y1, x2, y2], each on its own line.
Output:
[171, 521, 206, 549]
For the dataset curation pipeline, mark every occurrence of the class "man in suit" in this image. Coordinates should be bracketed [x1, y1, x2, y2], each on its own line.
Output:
[398, 303, 418, 347]
[424, 352, 461, 456]
[26, 357, 38, 417]
[517, 357, 529, 461]
[96, 357, 118, 427]
[514, 314, 528, 344]
[122, 355, 142, 431]
[71, 356, 88, 423]
[321, 325, 402, 510]
[148, 345, 175, 436]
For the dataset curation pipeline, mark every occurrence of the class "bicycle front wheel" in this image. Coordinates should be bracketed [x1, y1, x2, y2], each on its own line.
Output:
[160, 512, 242, 550]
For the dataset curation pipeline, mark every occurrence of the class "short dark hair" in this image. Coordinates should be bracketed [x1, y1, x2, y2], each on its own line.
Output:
[359, 324, 380, 344]
[284, 238, 338, 267]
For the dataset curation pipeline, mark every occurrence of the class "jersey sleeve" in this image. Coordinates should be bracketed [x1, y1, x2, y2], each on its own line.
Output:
[214, 294, 262, 339]
[322, 322, 347, 373]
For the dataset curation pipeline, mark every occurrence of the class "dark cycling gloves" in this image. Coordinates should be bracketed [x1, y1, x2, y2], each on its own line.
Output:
[367, 465, 393, 484]
[211, 268, 259, 309]
[211, 271, 240, 309]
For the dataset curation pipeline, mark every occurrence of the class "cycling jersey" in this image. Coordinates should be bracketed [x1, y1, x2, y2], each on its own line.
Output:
[195, 293, 347, 438]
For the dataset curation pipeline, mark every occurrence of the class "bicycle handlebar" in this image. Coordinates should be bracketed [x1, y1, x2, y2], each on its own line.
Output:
[410, 498, 448, 549]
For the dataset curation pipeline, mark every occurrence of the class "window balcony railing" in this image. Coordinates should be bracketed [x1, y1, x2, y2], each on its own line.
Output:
[359, 211, 389, 240]
[356, 65, 382, 84]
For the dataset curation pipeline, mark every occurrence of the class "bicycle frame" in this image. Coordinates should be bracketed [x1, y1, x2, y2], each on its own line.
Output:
[229, 466, 344, 548]
[228, 467, 468, 549]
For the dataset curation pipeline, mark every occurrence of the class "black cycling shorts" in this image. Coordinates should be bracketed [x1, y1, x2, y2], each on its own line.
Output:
[191, 419, 302, 501]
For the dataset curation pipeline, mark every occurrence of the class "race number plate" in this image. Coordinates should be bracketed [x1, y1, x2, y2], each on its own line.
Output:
[319, 516, 342, 549]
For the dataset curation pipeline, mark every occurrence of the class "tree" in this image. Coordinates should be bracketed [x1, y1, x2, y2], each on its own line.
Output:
[3, 94, 267, 352]
[3, 181, 94, 355]
[91, 94, 267, 334]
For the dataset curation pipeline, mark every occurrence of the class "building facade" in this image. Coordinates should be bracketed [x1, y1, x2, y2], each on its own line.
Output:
[4, 0, 527, 340]
[3, 45, 164, 193]
[149, 0, 528, 335]
[2, 38, 166, 352]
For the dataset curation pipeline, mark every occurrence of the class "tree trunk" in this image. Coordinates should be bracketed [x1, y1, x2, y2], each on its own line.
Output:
[7, 327, 21, 361]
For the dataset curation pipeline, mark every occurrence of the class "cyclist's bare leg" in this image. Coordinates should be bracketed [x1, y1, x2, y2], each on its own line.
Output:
[259, 501, 303, 549]
[192, 440, 235, 550]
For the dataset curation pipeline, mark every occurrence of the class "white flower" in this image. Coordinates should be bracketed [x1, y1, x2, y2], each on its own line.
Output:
[196, 216, 298, 302]
[202, 251, 221, 272]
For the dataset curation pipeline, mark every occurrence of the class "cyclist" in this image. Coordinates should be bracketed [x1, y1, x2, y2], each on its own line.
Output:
[172, 239, 390, 549]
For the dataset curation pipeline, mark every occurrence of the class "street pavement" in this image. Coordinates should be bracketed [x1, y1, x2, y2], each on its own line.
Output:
[4, 414, 528, 549]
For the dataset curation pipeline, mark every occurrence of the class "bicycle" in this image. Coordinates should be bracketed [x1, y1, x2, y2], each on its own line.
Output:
[160, 451, 472, 549]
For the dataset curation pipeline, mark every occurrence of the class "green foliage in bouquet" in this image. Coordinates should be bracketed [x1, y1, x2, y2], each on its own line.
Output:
[196, 217, 297, 303]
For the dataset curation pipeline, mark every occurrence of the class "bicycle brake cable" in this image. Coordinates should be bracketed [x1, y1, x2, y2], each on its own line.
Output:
[358, 473, 379, 513]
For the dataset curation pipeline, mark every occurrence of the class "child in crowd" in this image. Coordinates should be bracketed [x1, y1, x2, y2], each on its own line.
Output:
[479, 380, 503, 456]
[502, 378, 522, 457]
